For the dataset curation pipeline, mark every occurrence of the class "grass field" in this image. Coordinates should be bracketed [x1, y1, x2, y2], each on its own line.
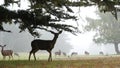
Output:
[0, 53, 120, 68]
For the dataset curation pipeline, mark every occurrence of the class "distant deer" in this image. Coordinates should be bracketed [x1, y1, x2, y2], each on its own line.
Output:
[84, 51, 89, 55]
[99, 51, 104, 55]
[55, 50, 61, 57]
[0, 45, 13, 60]
[62, 52, 67, 56]
[29, 30, 62, 61]
[71, 52, 78, 56]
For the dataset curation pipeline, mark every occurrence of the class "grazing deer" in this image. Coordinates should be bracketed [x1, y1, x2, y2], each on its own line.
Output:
[62, 52, 67, 56]
[0, 45, 13, 60]
[71, 52, 78, 56]
[29, 30, 62, 61]
[84, 51, 89, 55]
[99, 51, 104, 55]
[55, 50, 61, 57]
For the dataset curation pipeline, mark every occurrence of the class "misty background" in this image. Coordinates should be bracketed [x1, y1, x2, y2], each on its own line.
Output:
[0, 5, 118, 55]
[0, 22, 117, 55]
[0, 23, 73, 53]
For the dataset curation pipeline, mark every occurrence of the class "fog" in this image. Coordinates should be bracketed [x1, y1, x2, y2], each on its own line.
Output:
[0, 3, 118, 55]
[0, 23, 117, 55]
[0, 24, 73, 54]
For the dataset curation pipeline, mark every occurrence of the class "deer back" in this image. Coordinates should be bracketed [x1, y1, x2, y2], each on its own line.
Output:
[1, 50, 13, 56]
[31, 39, 53, 50]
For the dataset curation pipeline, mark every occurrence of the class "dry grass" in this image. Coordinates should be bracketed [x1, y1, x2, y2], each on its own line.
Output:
[0, 55, 120, 68]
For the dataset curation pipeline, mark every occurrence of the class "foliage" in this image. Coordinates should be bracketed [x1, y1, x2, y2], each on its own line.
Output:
[85, 11, 120, 44]
[0, 0, 120, 36]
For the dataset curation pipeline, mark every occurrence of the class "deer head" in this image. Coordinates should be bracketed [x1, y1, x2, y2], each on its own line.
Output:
[0, 45, 6, 48]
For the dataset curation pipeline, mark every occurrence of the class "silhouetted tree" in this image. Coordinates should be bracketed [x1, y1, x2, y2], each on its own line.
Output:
[0, 0, 119, 35]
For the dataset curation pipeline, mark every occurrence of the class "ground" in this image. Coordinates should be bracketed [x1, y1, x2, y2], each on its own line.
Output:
[0, 53, 120, 68]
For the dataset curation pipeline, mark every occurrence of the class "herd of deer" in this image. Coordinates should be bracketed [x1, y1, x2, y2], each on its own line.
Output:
[0, 30, 104, 62]
[54, 50, 67, 57]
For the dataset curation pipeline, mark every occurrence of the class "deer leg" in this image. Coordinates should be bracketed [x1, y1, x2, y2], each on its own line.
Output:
[29, 50, 33, 61]
[29, 49, 38, 61]
[50, 52, 52, 61]
[33, 52, 36, 61]
[47, 50, 52, 62]
[33, 49, 39, 61]
[11, 55, 13, 60]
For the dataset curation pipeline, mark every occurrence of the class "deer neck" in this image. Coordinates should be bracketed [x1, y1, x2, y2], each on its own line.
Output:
[51, 35, 58, 48]
[1, 47, 4, 52]
[52, 36, 58, 44]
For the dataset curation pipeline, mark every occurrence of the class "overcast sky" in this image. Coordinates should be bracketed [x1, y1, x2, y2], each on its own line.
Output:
[0, 0, 117, 55]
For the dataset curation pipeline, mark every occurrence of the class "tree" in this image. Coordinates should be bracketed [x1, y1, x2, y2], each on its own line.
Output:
[0, 0, 120, 36]
[0, 0, 77, 36]
[85, 10, 120, 54]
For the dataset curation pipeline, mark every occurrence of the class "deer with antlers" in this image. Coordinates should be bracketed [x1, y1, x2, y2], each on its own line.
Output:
[0, 45, 13, 60]
[29, 30, 62, 61]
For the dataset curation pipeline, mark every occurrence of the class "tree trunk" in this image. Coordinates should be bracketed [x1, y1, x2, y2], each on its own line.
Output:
[114, 43, 120, 54]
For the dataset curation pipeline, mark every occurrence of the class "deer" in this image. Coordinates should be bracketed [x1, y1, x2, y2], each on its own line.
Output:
[71, 52, 78, 56]
[0, 45, 13, 60]
[55, 50, 61, 57]
[62, 52, 67, 56]
[29, 30, 62, 61]
[84, 51, 89, 55]
[99, 51, 104, 55]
